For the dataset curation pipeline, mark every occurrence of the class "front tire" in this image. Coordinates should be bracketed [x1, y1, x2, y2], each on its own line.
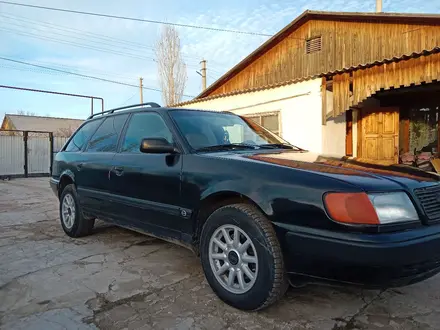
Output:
[60, 184, 95, 238]
[200, 203, 288, 311]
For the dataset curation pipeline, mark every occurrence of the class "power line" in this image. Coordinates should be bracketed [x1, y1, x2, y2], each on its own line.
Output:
[0, 56, 195, 98]
[117, 92, 138, 107]
[0, 12, 207, 66]
[0, 27, 158, 62]
[0, 1, 272, 37]
[0, 24, 203, 69]
[0, 11, 232, 71]
[0, 62, 137, 81]
[0, 12, 229, 69]
[0, 13, 157, 51]
[0, 64, 67, 76]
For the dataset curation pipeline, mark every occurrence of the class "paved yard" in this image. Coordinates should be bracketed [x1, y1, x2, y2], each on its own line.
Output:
[1, 178, 440, 330]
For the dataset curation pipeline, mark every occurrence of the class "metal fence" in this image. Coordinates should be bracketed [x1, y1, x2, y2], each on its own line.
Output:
[0, 130, 68, 178]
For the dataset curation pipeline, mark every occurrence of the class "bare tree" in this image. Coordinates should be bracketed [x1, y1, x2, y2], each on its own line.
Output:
[16, 110, 36, 116]
[56, 127, 77, 137]
[155, 26, 187, 106]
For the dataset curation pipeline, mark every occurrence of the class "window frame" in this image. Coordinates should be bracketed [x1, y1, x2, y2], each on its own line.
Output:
[117, 110, 182, 154]
[84, 113, 130, 153]
[62, 117, 104, 153]
[244, 111, 282, 136]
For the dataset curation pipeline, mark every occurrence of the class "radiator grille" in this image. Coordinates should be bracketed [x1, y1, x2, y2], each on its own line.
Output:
[414, 184, 440, 223]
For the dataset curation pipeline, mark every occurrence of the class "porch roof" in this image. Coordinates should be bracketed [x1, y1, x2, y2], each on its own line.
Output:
[329, 46, 440, 117]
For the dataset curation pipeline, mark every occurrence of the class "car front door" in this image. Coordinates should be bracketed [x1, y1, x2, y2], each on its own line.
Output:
[110, 111, 184, 240]
[77, 113, 130, 220]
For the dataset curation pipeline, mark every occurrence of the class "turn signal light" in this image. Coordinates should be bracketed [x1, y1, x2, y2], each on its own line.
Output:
[324, 192, 379, 225]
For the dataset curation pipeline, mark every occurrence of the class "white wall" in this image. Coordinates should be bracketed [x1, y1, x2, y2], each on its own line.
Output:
[322, 114, 346, 156]
[177, 78, 324, 153]
[320, 90, 347, 157]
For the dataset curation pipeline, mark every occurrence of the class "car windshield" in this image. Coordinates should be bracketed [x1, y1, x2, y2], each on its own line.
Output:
[170, 110, 299, 151]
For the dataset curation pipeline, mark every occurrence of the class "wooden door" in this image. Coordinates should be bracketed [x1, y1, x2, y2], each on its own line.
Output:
[361, 107, 399, 164]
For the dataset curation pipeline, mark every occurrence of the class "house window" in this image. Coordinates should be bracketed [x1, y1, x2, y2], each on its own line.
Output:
[245, 112, 280, 135]
[306, 36, 322, 54]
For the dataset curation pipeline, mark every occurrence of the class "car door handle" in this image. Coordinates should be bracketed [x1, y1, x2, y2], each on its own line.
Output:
[76, 163, 84, 171]
[113, 166, 124, 176]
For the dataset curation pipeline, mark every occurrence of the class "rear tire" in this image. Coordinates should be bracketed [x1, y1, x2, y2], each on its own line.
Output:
[59, 184, 95, 238]
[200, 203, 288, 311]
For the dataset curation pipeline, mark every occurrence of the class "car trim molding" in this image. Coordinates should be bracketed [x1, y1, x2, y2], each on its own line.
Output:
[77, 187, 192, 219]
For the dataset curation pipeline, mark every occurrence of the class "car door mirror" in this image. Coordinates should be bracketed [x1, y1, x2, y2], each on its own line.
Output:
[140, 138, 178, 154]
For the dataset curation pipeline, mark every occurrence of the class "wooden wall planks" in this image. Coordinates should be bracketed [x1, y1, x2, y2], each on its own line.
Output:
[207, 20, 440, 97]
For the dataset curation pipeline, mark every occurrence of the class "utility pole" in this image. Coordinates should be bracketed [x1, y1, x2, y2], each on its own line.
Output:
[139, 77, 144, 103]
[200, 59, 207, 91]
[376, 0, 382, 12]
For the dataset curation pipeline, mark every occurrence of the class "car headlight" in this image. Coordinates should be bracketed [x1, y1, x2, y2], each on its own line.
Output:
[324, 191, 419, 225]
[367, 192, 419, 224]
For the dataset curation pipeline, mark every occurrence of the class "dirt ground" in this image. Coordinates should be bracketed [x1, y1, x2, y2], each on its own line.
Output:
[1, 178, 440, 330]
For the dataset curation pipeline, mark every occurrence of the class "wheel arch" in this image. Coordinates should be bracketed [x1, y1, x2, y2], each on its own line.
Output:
[193, 190, 272, 249]
[58, 170, 75, 197]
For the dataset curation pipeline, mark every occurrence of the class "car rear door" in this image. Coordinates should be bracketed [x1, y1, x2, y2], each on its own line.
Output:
[59, 117, 103, 204]
[77, 113, 130, 219]
[110, 111, 184, 240]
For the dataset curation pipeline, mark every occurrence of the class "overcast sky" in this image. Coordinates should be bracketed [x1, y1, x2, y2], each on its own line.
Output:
[1, 0, 439, 121]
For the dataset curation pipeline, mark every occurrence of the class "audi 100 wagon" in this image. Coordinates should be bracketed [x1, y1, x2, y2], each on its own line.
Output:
[51, 102, 440, 311]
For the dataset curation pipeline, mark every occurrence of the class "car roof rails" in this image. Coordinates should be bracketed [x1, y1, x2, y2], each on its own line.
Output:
[87, 102, 161, 119]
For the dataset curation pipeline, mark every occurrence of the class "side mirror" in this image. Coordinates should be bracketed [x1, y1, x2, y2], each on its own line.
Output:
[140, 138, 178, 154]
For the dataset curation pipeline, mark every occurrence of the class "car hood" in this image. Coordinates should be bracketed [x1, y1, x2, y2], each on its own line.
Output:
[203, 149, 440, 191]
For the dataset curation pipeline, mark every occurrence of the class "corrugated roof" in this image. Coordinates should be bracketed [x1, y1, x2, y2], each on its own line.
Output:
[323, 47, 440, 75]
[197, 10, 440, 100]
[172, 75, 318, 107]
[3, 114, 84, 136]
[173, 46, 440, 108]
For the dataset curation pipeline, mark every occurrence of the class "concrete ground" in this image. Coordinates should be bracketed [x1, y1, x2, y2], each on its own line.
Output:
[1, 178, 440, 330]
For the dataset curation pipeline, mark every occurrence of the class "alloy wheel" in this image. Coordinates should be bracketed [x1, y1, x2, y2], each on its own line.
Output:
[208, 224, 258, 294]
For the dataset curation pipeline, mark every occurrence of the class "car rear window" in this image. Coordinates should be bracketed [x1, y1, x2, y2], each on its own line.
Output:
[86, 114, 129, 152]
[65, 119, 103, 152]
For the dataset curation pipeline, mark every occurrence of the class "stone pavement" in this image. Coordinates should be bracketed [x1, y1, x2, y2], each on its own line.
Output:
[1, 178, 440, 330]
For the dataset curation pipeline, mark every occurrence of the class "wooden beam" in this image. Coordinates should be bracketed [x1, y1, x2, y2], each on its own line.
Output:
[438, 115, 440, 156]
[321, 77, 327, 125]
[346, 110, 353, 156]
[357, 109, 363, 158]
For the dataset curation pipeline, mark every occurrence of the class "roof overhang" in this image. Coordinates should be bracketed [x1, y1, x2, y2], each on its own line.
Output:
[173, 46, 440, 108]
[196, 10, 440, 99]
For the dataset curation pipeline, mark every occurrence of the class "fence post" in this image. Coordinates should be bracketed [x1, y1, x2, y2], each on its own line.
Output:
[49, 132, 54, 175]
[23, 131, 28, 178]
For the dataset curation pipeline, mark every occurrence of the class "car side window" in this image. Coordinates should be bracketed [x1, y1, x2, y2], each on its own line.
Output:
[65, 119, 103, 152]
[121, 112, 174, 153]
[86, 114, 129, 152]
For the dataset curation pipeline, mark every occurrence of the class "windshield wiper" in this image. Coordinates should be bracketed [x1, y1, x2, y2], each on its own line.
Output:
[196, 143, 259, 152]
[258, 143, 296, 150]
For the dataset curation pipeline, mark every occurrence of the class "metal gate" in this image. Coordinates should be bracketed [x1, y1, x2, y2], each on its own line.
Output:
[0, 130, 68, 178]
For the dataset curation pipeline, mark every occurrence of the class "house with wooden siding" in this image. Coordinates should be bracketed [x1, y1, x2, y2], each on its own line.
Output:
[175, 10, 440, 169]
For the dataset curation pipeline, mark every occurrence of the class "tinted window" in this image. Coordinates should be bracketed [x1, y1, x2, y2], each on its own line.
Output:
[65, 119, 103, 152]
[121, 112, 173, 153]
[170, 110, 287, 150]
[86, 114, 129, 152]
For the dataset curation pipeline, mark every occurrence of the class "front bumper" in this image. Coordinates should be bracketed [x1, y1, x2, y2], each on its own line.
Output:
[281, 225, 440, 288]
